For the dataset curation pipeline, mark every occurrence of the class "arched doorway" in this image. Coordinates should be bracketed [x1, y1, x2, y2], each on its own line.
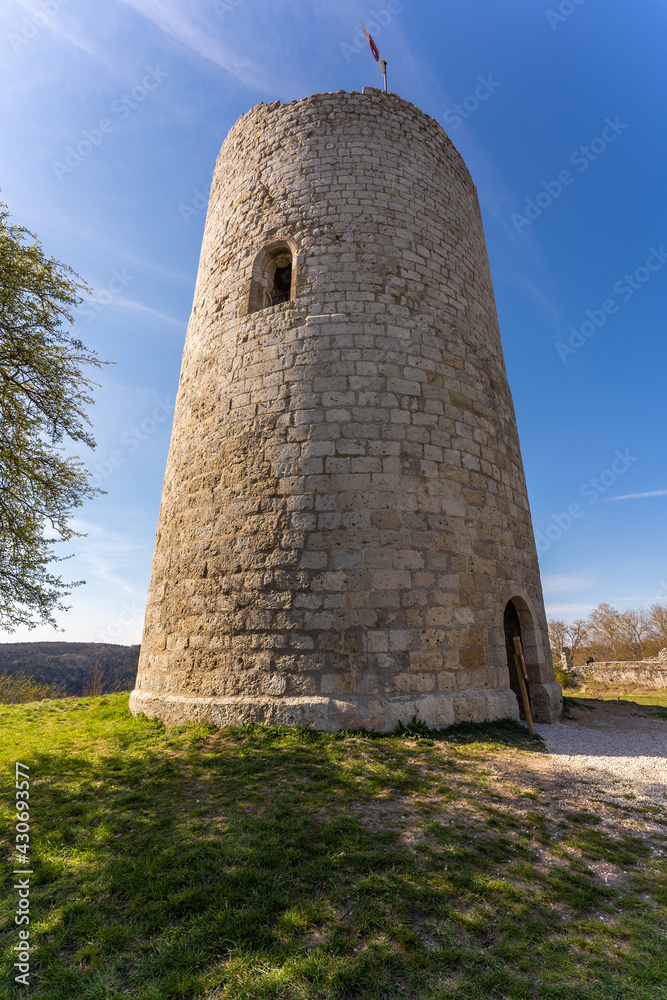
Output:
[503, 598, 531, 719]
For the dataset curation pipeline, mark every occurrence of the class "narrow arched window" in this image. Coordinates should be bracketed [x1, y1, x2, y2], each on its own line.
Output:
[271, 254, 292, 304]
[248, 241, 295, 313]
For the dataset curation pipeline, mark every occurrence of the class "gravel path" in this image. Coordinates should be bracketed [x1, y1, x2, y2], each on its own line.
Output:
[533, 703, 667, 804]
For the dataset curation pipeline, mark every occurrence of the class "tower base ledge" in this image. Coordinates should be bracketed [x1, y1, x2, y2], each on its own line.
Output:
[128, 687, 525, 733]
[529, 681, 563, 724]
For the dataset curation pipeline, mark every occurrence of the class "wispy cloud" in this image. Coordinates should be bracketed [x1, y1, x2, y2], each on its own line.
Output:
[115, 297, 187, 329]
[610, 596, 657, 603]
[603, 490, 667, 502]
[544, 603, 597, 616]
[33, 5, 104, 65]
[118, 0, 269, 90]
[541, 575, 591, 594]
[69, 519, 147, 597]
[3, 0, 130, 83]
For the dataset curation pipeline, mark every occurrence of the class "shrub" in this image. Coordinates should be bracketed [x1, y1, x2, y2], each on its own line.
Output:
[554, 665, 578, 690]
[0, 671, 65, 703]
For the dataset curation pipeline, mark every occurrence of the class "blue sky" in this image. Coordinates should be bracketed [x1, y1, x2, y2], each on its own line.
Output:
[1, 0, 665, 643]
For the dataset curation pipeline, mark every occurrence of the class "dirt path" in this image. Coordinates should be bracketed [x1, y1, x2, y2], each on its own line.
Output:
[532, 699, 667, 804]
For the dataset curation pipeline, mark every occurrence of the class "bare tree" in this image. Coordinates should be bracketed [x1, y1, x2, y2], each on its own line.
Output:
[547, 619, 566, 665]
[646, 603, 667, 650]
[82, 662, 107, 697]
[619, 607, 650, 660]
[565, 618, 588, 659]
[586, 603, 624, 660]
[550, 602, 667, 667]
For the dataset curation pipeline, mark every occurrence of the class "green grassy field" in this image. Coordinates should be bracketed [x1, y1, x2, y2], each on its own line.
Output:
[1, 694, 666, 999]
[566, 685, 667, 715]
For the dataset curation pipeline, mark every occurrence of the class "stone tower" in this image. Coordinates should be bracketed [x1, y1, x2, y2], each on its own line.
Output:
[130, 89, 562, 731]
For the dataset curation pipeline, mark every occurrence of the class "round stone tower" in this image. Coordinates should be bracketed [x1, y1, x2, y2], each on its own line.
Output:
[130, 89, 562, 731]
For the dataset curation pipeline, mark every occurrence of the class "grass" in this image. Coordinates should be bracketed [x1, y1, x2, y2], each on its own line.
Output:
[0, 694, 666, 999]
[561, 697, 596, 719]
[564, 684, 667, 719]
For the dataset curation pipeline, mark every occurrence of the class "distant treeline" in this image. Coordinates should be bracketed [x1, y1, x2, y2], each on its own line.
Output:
[0, 642, 140, 699]
[548, 602, 667, 666]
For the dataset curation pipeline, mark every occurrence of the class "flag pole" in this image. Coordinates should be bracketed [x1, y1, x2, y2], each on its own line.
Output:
[360, 21, 388, 94]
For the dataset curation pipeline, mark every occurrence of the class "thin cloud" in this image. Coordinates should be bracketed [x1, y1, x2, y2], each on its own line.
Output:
[611, 596, 657, 603]
[69, 519, 147, 597]
[603, 490, 667, 502]
[115, 297, 187, 329]
[5, 0, 129, 83]
[541, 575, 591, 594]
[544, 603, 597, 616]
[118, 0, 269, 90]
[123, 256, 193, 288]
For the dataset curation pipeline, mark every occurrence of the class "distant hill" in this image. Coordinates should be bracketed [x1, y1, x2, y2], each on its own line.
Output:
[0, 642, 140, 696]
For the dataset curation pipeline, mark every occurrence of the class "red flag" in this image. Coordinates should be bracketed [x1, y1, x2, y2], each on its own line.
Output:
[361, 21, 381, 63]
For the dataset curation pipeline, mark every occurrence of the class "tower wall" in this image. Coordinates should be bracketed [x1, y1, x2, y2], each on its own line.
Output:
[130, 90, 561, 731]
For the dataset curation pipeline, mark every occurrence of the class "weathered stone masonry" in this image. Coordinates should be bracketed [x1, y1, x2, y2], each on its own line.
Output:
[130, 89, 562, 731]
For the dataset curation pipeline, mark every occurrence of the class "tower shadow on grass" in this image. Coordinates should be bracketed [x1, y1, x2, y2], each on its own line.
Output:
[0, 695, 664, 1000]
